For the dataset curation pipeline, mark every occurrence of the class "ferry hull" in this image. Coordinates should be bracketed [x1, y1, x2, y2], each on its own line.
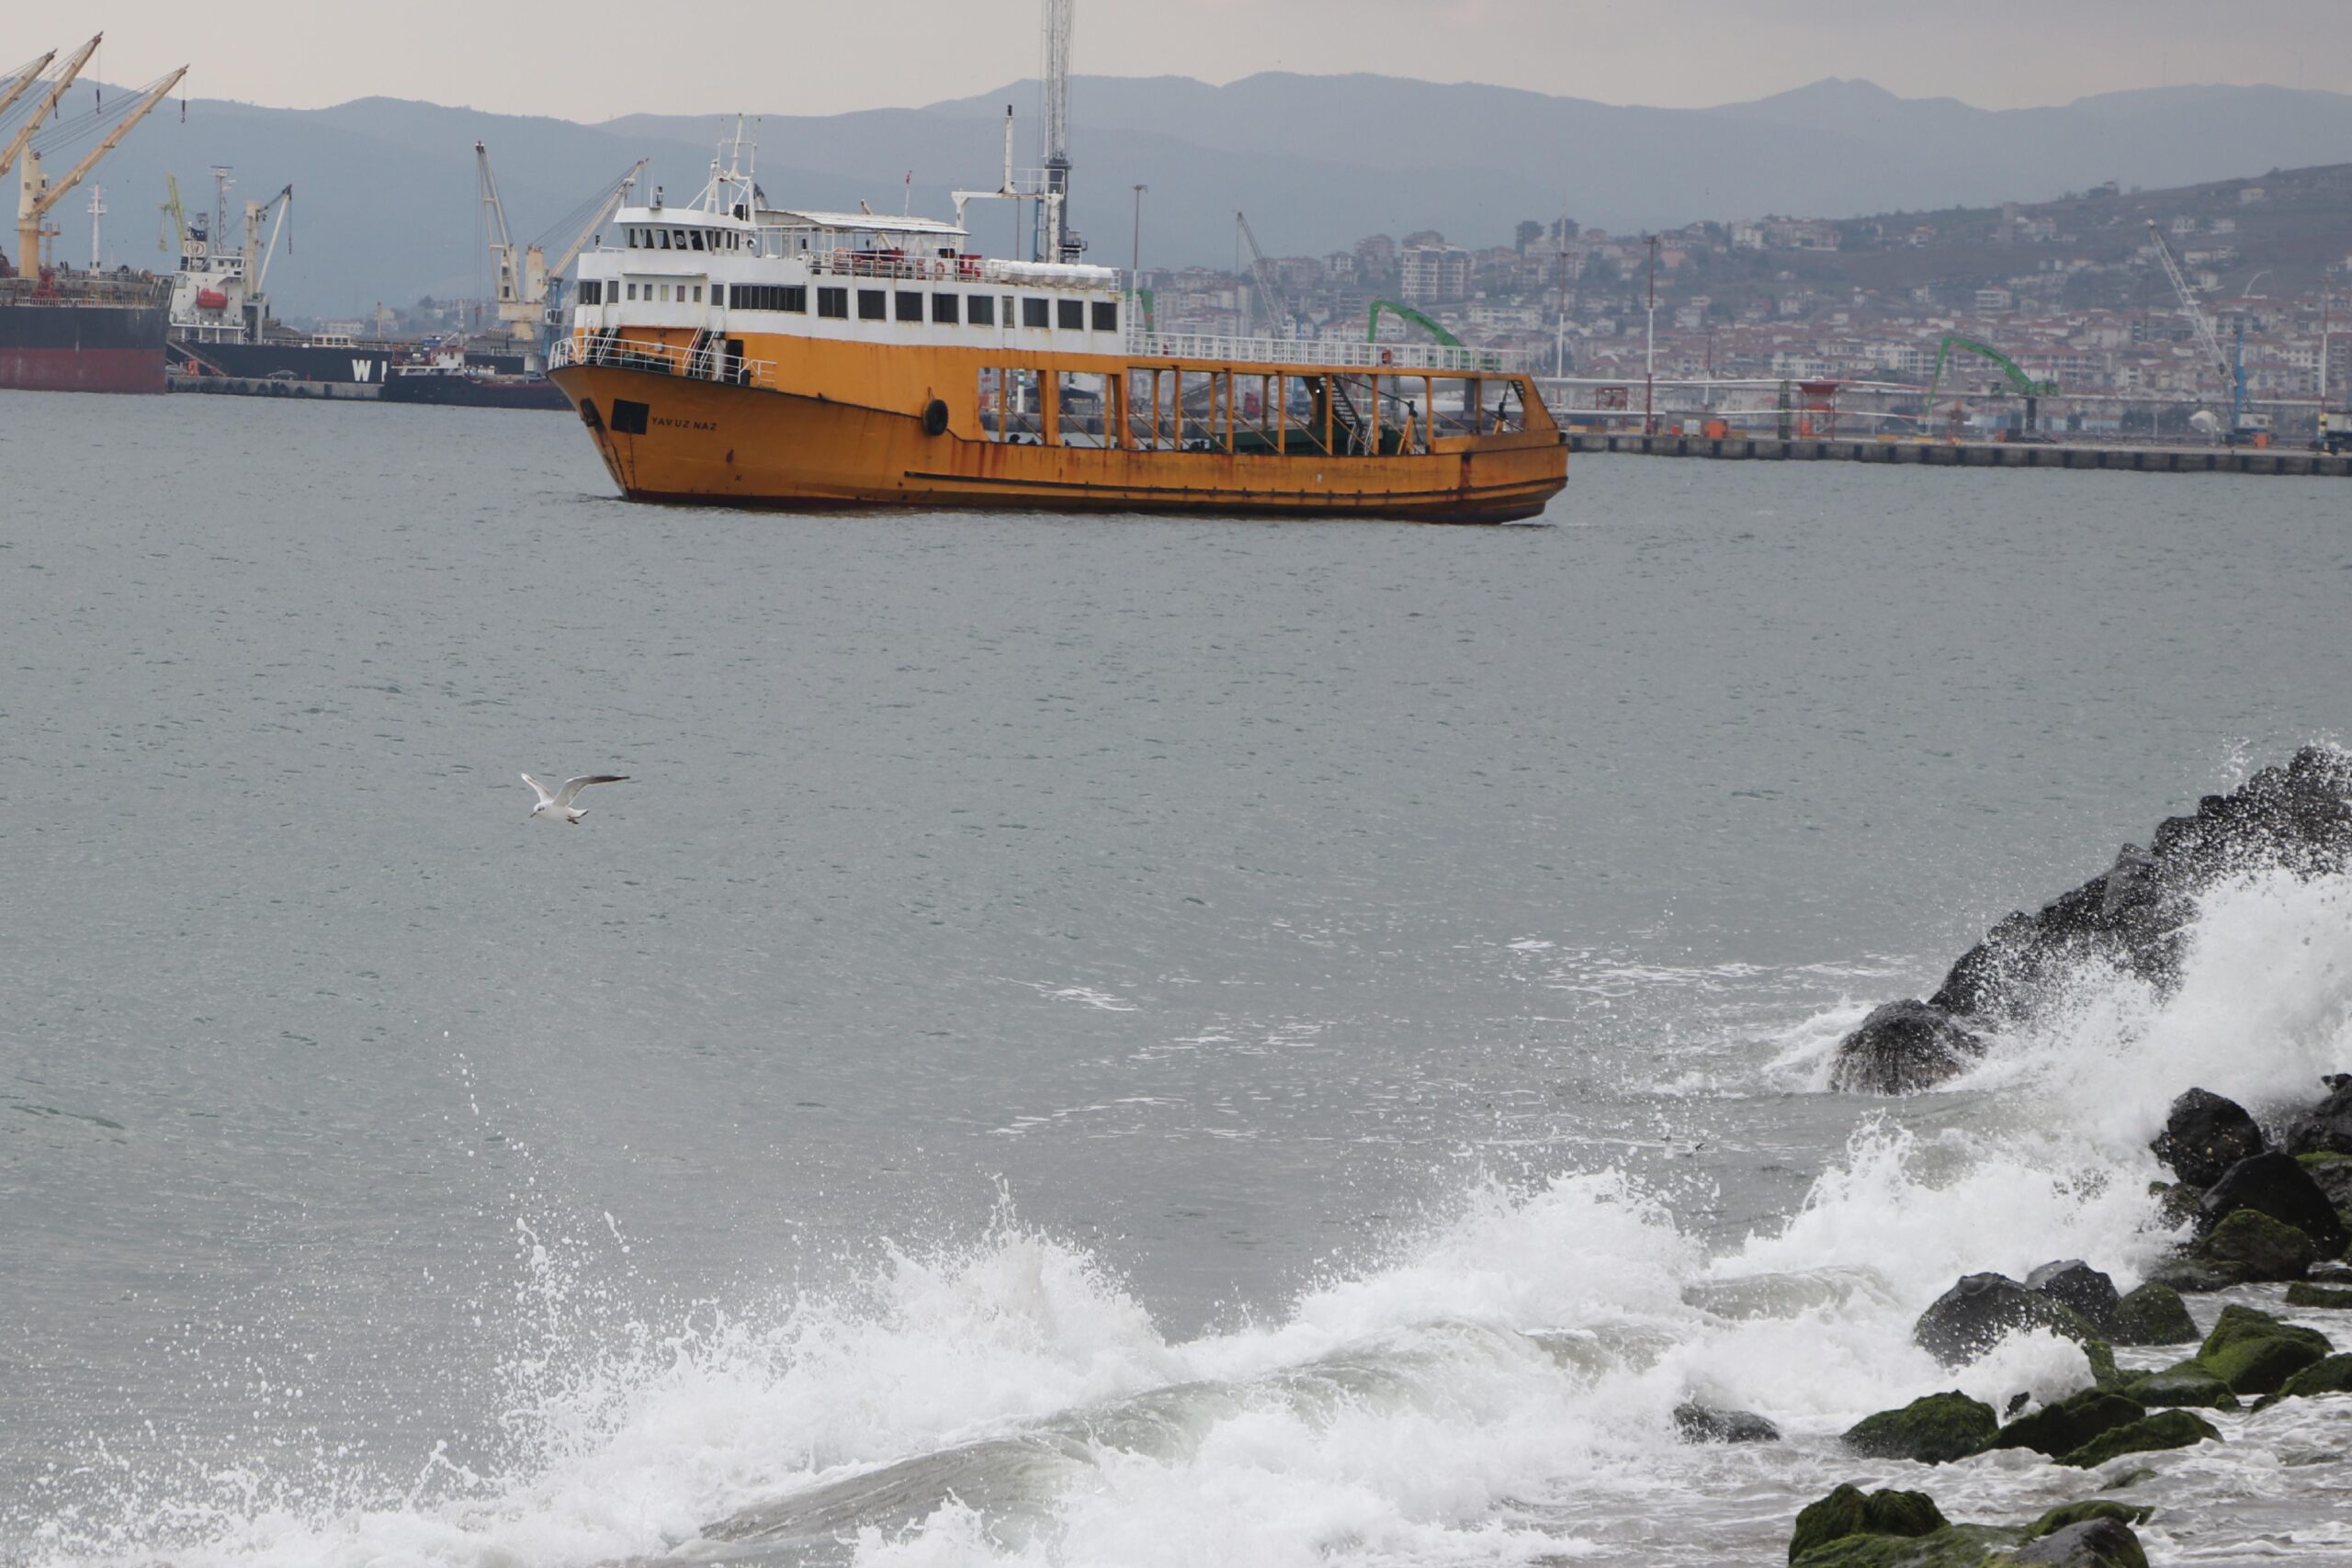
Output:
[549, 365, 1566, 524]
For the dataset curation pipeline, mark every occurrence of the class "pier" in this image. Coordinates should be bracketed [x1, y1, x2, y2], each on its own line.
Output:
[1569, 432, 2352, 477]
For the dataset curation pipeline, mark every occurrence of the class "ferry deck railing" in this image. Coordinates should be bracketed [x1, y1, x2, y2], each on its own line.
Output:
[1124, 329, 1523, 375]
[550, 332, 774, 388]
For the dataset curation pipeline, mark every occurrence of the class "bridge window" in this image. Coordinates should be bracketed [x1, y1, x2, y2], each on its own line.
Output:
[577, 279, 602, 305]
[896, 290, 923, 322]
[818, 287, 848, 319]
[932, 291, 959, 323]
[1022, 297, 1049, 330]
[1057, 299, 1083, 331]
[690, 231, 705, 252]
[1091, 300, 1117, 333]
[858, 289, 888, 321]
[729, 284, 807, 312]
[967, 294, 995, 326]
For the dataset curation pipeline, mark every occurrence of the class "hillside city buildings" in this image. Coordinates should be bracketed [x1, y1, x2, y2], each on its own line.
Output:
[1141, 169, 2352, 435]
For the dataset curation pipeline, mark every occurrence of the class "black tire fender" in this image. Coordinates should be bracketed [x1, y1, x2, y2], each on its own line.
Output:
[922, 398, 950, 437]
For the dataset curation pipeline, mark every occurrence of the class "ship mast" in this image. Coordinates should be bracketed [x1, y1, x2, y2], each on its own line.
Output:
[1037, 0, 1082, 263]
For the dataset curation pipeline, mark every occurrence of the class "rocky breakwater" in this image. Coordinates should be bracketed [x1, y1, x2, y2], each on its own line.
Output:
[1831, 746, 2352, 1094]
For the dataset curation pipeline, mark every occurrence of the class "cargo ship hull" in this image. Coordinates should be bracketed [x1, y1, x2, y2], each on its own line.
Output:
[550, 361, 1565, 524]
[0, 299, 170, 394]
[379, 370, 569, 411]
[171, 338, 532, 388]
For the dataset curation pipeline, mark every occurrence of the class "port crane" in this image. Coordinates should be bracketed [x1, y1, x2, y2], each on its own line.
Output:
[0, 50, 60, 130]
[1236, 210, 1298, 338]
[18, 72, 188, 275]
[2146, 219, 2255, 443]
[156, 171, 185, 254]
[476, 142, 645, 355]
[1923, 333, 2057, 434]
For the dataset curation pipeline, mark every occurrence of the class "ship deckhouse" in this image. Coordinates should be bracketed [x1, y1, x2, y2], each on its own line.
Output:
[573, 197, 1127, 362]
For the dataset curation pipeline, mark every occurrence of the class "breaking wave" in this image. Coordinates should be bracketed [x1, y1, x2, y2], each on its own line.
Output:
[19, 865, 2352, 1568]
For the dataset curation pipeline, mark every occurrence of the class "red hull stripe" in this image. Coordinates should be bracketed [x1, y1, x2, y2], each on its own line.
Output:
[0, 347, 168, 395]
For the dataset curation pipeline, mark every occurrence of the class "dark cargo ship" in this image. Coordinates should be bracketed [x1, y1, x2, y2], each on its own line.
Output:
[0, 268, 172, 394]
[0, 40, 187, 395]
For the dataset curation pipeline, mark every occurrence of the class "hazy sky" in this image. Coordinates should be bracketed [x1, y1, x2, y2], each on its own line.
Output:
[58, 0, 2352, 121]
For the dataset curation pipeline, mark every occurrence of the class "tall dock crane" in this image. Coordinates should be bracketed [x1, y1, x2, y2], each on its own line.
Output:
[1237, 209, 1296, 338]
[475, 142, 645, 357]
[17, 65, 187, 274]
[2146, 219, 2254, 443]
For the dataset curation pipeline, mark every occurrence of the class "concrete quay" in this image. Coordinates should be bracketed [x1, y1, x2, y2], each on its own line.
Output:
[1570, 431, 2352, 477]
[167, 373, 382, 400]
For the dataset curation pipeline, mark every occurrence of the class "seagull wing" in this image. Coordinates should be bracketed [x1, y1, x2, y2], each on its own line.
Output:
[521, 773, 559, 807]
[554, 774, 630, 809]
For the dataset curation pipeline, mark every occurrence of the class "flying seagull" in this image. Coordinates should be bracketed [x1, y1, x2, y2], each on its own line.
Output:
[522, 772, 629, 825]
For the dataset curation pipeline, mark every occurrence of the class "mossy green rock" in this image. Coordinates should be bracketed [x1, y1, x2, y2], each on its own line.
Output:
[2122, 1360, 2240, 1410]
[1789, 1483, 1951, 1562]
[2198, 1207, 2319, 1280]
[2057, 1408, 2221, 1468]
[1792, 1524, 2030, 1568]
[2024, 1501, 2152, 1539]
[2197, 1304, 2333, 1394]
[2277, 1350, 2352, 1398]
[2080, 1337, 2125, 1390]
[2284, 1281, 2352, 1309]
[2109, 1282, 2197, 1346]
[1990, 1390, 2146, 1458]
[1843, 1392, 2000, 1464]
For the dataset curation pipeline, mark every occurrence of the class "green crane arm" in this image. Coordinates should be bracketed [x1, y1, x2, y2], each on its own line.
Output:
[1925, 333, 2057, 406]
[1367, 299, 1461, 348]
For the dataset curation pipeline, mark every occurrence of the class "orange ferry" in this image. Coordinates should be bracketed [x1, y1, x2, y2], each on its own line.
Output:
[549, 124, 1566, 525]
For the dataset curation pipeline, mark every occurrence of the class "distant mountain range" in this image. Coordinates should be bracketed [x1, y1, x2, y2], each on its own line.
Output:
[40, 73, 2352, 318]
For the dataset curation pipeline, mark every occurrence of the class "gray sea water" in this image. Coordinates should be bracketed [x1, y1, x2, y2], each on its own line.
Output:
[5, 389, 2351, 1566]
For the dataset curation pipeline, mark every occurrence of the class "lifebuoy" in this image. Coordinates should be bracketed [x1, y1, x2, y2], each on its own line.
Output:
[922, 399, 950, 437]
[1378, 348, 1394, 367]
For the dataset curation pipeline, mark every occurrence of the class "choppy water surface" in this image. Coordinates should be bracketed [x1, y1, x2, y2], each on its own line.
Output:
[5, 389, 2351, 1565]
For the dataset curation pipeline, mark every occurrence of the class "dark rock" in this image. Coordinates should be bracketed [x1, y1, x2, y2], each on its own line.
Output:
[2276, 1350, 2352, 1399]
[2025, 1501, 2153, 1540]
[2146, 1180, 2203, 1225]
[2014, 1517, 2150, 1568]
[1914, 1272, 2101, 1366]
[2283, 1077, 2352, 1157]
[2109, 1282, 2197, 1346]
[2199, 1151, 2348, 1253]
[1826, 749, 2352, 1095]
[2122, 1360, 2240, 1410]
[2311, 1259, 2352, 1284]
[1787, 1483, 1949, 1563]
[2284, 1281, 2352, 1309]
[2197, 1207, 2319, 1281]
[2296, 1153, 2352, 1211]
[2140, 1254, 2246, 1294]
[1989, 1389, 2147, 1458]
[1673, 1401, 1781, 1443]
[2151, 1089, 2265, 1187]
[2057, 1408, 2222, 1468]
[2198, 1304, 2332, 1394]
[1842, 1391, 1999, 1464]
[1827, 999, 1985, 1095]
[2027, 1260, 2122, 1334]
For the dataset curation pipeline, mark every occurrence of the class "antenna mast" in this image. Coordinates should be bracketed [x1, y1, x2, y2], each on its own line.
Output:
[1037, 0, 1082, 263]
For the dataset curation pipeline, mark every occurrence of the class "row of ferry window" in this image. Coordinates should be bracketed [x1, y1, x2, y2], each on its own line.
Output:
[577, 277, 1117, 333]
[623, 226, 745, 253]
